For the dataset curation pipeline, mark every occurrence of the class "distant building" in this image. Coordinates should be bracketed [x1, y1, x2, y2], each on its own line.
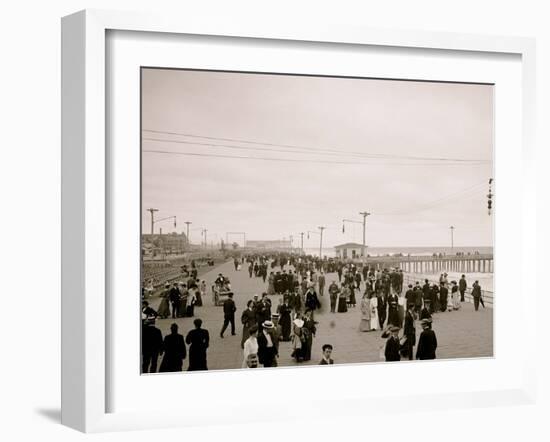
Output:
[142, 232, 188, 256]
[334, 242, 365, 259]
[246, 240, 292, 250]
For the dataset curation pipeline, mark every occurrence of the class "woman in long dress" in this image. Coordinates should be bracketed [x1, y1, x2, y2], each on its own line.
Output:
[302, 311, 316, 361]
[242, 325, 259, 368]
[157, 290, 171, 319]
[369, 294, 379, 331]
[186, 291, 196, 317]
[359, 293, 371, 331]
[451, 281, 461, 310]
[338, 284, 349, 313]
[194, 286, 203, 307]
[291, 317, 305, 362]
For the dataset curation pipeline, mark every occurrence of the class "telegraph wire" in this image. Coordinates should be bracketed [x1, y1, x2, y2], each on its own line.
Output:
[142, 148, 489, 167]
[142, 129, 490, 164]
[373, 181, 486, 216]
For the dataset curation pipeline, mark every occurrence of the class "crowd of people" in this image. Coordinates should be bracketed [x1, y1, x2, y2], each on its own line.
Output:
[141, 252, 487, 372]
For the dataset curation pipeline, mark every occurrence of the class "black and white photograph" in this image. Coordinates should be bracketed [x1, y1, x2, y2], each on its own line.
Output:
[140, 68, 494, 373]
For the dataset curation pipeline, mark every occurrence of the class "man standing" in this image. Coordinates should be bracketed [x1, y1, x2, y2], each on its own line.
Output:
[318, 271, 326, 297]
[257, 321, 278, 367]
[141, 318, 163, 373]
[414, 282, 423, 315]
[459, 275, 467, 302]
[319, 344, 334, 365]
[377, 291, 387, 329]
[240, 300, 256, 348]
[159, 323, 186, 372]
[472, 280, 484, 310]
[403, 304, 416, 360]
[405, 284, 416, 309]
[328, 281, 340, 313]
[416, 318, 437, 360]
[168, 283, 181, 319]
[305, 285, 321, 318]
[439, 282, 449, 312]
[220, 293, 237, 338]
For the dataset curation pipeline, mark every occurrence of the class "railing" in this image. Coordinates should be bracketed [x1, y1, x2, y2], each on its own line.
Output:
[402, 274, 493, 308]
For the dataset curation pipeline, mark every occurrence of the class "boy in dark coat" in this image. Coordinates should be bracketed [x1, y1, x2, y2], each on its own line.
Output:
[384, 326, 401, 362]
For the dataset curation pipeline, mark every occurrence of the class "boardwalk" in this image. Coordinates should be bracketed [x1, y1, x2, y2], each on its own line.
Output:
[147, 259, 493, 371]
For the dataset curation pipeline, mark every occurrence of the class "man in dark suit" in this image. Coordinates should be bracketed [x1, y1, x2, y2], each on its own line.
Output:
[405, 284, 416, 309]
[319, 344, 334, 365]
[220, 293, 237, 337]
[416, 318, 437, 360]
[403, 304, 416, 360]
[141, 318, 163, 373]
[168, 283, 181, 319]
[257, 321, 278, 367]
[377, 291, 387, 329]
[159, 323, 186, 372]
[439, 282, 449, 312]
[472, 280, 484, 310]
[459, 275, 467, 302]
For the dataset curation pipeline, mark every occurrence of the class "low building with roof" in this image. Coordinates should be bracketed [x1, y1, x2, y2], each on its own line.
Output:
[334, 242, 365, 259]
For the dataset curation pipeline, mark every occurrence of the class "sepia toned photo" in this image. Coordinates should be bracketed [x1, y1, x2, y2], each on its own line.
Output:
[140, 68, 494, 374]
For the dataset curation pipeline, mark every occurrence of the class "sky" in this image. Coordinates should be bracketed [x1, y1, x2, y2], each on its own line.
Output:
[141, 68, 494, 249]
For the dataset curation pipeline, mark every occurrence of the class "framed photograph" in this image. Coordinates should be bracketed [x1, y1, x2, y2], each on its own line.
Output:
[61, 9, 537, 432]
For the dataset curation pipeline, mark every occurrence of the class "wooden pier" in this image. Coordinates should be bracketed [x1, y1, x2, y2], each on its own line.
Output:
[362, 253, 494, 274]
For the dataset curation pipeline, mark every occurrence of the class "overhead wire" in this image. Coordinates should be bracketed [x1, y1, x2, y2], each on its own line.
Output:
[142, 129, 490, 164]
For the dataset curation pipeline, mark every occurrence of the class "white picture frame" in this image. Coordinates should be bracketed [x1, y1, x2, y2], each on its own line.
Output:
[61, 9, 537, 433]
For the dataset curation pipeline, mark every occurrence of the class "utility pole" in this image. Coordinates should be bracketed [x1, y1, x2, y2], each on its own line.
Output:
[450, 226, 455, 250]
[147, 208, 158, 235]
[318, 226, 326, 259]
[359, 211, 371, 258]
[184, 221, 192, 247]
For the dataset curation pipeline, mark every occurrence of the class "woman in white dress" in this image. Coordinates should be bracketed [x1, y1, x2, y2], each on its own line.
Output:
[369, 294, 379, 331]
[242, 325, 259, 368]
[359, 293, 371, 331]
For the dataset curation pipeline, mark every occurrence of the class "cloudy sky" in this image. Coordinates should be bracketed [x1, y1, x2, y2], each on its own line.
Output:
[141, 68, 493, 249]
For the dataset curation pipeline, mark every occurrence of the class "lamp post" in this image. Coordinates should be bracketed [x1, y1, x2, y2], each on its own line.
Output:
[342, 211, 370, 259]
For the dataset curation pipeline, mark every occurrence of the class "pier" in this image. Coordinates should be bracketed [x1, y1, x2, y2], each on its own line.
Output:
[362, 253, 494, 274]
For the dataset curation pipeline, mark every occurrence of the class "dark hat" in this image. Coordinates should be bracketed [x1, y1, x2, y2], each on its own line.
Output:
[389, 326, 401, 332]
[420, 318, 433, 327]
